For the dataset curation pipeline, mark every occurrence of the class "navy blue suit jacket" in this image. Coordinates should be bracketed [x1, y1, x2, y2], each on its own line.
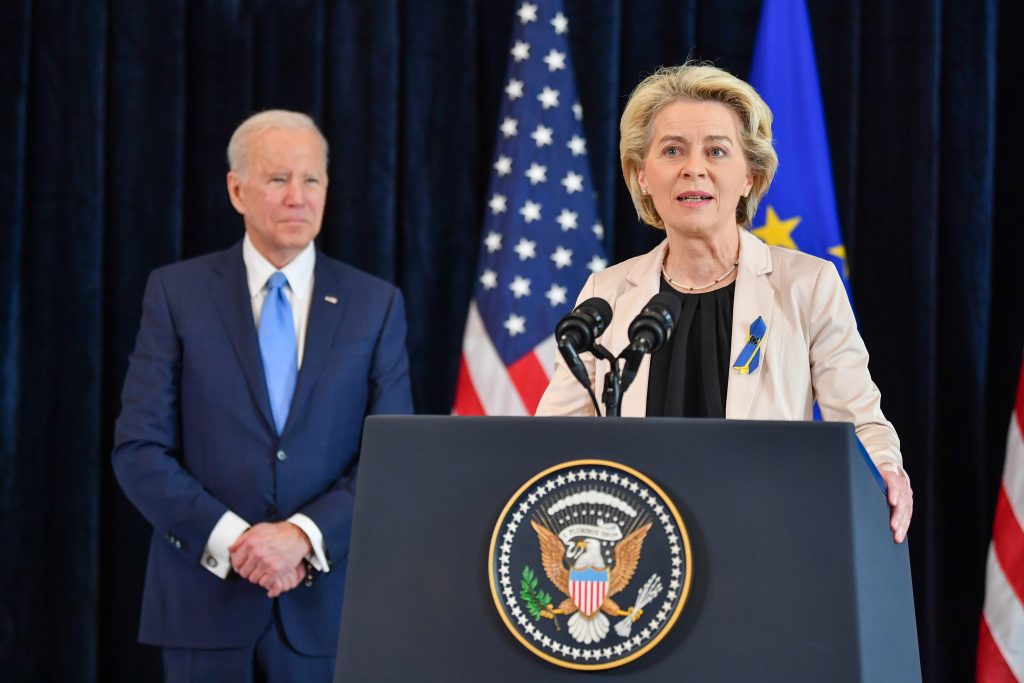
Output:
[113, 242, 413, 656]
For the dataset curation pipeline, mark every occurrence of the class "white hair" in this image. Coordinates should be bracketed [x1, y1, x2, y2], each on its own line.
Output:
[226, 109, 329, 175]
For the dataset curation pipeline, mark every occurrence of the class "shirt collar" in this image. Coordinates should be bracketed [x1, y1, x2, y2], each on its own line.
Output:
[242, 234, 316, 300]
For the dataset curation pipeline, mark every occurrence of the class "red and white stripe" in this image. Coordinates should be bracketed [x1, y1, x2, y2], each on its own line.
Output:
[570, 577, 608, 617]
[978, 356, 1024, 682]
[452, 302, 556, 416]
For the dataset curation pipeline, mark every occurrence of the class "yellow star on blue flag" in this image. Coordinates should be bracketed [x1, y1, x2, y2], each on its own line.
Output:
[752, 206, 801, 250]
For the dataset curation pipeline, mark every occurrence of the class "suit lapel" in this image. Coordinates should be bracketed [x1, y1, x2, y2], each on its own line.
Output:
[725, 229, 775, 419]
[209, 243, 276, 433]
[282, 255, 350, 437]
[618, 241, 667, 418]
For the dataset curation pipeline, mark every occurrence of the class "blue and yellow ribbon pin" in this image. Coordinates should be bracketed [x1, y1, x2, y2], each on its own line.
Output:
[732, 316, 767, 375]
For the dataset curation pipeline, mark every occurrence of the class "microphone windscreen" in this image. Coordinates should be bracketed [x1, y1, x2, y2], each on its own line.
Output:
[576, 297, 613, 337]
[555, 296, 613, 352]
[647, 291, 681, 325]
[627, 292, 681, 354]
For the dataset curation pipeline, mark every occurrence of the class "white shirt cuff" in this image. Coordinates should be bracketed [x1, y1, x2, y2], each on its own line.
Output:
[200, 511, 250, 579]
[288, 513, 330, 573]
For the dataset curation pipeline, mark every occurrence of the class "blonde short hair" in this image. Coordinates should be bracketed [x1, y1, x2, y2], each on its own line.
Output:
[620, 63, 778, 228]
[227, 110, 329, 176]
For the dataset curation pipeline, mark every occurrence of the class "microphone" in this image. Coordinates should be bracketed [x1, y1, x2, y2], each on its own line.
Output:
[555, 298, 613, 406]
[556, 297, 612, 354]
[627, 292, 681, 355]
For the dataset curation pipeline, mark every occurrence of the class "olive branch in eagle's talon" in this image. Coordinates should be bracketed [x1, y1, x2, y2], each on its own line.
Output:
[520, 566, 561, 631]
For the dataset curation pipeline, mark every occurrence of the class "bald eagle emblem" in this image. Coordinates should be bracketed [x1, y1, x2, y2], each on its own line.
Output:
[489, 460, 691, 670]
[532, 503, 651, 644]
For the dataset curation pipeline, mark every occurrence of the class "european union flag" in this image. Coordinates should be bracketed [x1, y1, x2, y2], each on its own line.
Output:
[749, 0, 851, 300]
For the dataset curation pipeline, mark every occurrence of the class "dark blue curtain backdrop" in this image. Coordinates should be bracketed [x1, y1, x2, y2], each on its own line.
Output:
[1, 0, 1021, 680]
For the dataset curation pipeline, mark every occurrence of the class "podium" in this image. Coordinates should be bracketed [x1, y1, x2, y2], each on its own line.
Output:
[335, 416, 920, 682]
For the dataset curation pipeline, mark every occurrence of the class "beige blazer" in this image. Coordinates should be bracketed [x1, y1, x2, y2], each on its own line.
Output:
[535, 228, 903, 473]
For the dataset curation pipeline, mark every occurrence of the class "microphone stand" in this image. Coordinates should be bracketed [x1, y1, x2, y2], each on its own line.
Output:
[595, 345, 647, 417]
[558, 337, 602, 416]
[590, 344, 622, 417]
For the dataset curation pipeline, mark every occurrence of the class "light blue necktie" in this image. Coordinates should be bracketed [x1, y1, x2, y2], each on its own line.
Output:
[258, 271, 297, 435]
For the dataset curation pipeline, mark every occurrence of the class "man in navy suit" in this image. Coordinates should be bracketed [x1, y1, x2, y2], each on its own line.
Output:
[113, 110, 413, 682]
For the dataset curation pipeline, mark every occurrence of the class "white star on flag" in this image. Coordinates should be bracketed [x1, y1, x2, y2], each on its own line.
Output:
[555, 209, 578, 231]
[517, 2, 538, 24]
[550, 246, 573, 269]
[500, 117, 518, 138]
[561, 170, 583, 193]
[494, 155, 512, 176]
[592, 222, 604, 238]
[551, 11, 569, 34]
[519, 200, 541, 223]
[572, 102, 583, 120]
[545, 284, 568, 306]
[488, 193, 507, 215]
[479, 269, 498, 290]
[531, 124, 553, 147]
[503, 314, 526, 336]
[509, 275, 532, 299]
[524, 163, 547, 185]
[537, 86, 560, 109]
[587, 255, 608, 273]
[505, 79, 524, 100]
[514, 237, 538, 260]
[484, 231, 503, 253]
[511, 41, 530, 62]
[567, 135, 586, 156]
[543, 49, 566, 71]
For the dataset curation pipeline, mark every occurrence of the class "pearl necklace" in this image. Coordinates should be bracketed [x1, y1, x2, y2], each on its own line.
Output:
[661, 259, 738, 291]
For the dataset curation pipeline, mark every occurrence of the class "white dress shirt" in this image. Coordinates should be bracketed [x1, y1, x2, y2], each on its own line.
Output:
[200, 234, 329, 579]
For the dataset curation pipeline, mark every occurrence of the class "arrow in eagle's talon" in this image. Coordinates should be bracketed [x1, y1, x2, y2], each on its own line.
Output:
[631, 607, 644, 622]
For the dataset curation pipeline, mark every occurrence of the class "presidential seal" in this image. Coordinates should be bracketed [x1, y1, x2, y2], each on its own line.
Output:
[488, 459, 692, 670]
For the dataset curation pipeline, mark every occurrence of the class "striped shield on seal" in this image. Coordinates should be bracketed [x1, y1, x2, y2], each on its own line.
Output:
[569, 567, 609, 616]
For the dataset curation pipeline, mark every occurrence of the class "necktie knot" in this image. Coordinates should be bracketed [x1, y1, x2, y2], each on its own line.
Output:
[267, 271, 288, 292]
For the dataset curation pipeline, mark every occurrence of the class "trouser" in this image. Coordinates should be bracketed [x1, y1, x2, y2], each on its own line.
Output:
[162, 603, 335, 683]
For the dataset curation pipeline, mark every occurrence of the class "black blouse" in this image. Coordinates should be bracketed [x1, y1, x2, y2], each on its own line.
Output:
[645, 278, 735, 418]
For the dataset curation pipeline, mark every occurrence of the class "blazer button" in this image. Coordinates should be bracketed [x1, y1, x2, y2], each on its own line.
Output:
[276, 450, 287, 461]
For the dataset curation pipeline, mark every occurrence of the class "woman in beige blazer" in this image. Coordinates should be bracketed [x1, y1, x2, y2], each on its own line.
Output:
[535, 64, 912, 543]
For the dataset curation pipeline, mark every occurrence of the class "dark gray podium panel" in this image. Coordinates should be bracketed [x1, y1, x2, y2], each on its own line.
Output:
[335, 416, 919, 682]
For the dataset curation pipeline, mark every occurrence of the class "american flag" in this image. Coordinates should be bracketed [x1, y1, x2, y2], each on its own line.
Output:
[977, 354, 1024, 681]
[452, 0, 606, 416]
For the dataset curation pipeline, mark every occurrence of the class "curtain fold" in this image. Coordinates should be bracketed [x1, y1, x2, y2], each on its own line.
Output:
[0, 0, 31, 675]
[1, 1, 1021, 680]
[4, 1, 109, 681]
